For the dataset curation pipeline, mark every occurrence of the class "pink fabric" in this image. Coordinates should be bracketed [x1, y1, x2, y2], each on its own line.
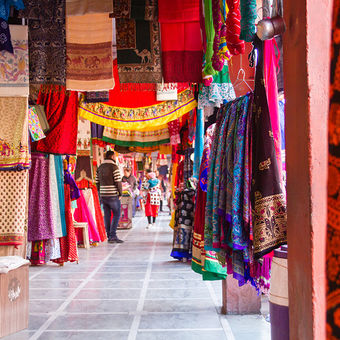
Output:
[264, 39, 282, 182]
[74, 190, 100, 243]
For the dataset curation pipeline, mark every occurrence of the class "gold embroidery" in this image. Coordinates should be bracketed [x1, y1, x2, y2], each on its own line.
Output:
[259, 158, 271, 170]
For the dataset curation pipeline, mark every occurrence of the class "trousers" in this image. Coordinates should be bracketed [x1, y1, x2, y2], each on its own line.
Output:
[101, 196, 121, 240]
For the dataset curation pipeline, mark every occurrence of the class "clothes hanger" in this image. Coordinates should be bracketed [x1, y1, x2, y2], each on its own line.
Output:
[232, 55, 253, 92]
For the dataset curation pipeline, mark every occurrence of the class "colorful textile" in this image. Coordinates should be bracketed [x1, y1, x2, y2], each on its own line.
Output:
[79, 88, 197, 131]
[327, 3, 340, 337]
[0, 24, 28, 96]
[0, 97, 30, 170]
[251, 38, 287, 259]
[85, 91, 109, 103]
[0, 18, 13, 53]
[74, 190, 100, 244]
[239, 0, 257, 42]
[66, 13, 114, 91]
[28, 106, 46, 141]
[0, 170, 28, 245]
[28, 153, 55, 241]
[77, 116, 91, 155]
[193, 109, 204, 179]
[168, 120, 181, 145]
[53, 184, 78, 264]
[171, 189, 196, 260]
[31, 105, 49, 133]
[158, 0, 202, 83]
[21, 0, 66, 85]
[198, 61, 236, 109]
[66, 0, 112, 16]
[31, 85, 79, 155]
[103, 125, 170, 147]
[0, 0, 24, 21]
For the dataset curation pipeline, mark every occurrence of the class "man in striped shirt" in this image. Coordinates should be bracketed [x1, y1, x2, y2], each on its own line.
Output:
[96, 151, 124, 243]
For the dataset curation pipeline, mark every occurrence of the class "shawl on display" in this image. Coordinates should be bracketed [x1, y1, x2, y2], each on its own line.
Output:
[0, 170, 28, 245]
[0, 25, 28, 96]
[103, 125, 170, 147]
[77, 116, 91, 156]
[327, 2, 340, 336]
[114, 0, 161, 83]
[20, 0, 66, 85]
[251, 38, 287, 259]
[0, 0, 24, 20]
[28, 153, 55, 241]
[66, 13, 114, 91]
[79, 88, 197, 131]
[192, 109, 204, 179]
[31, 85, 79, 155]
[66, 0, 112, 16]
[0, 97, 30, 170]
[158, 0, 203, 83]
[198, 61, 236, 109]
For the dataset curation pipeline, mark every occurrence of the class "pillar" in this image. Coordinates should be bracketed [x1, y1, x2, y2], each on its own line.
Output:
[283, 0, 332, 339]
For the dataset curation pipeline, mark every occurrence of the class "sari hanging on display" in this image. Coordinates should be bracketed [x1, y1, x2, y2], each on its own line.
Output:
[251, 38, 287, 259]
[158, 0, 202, 83]
[31, 85, 78, 155]
[0, 97, 30, 170]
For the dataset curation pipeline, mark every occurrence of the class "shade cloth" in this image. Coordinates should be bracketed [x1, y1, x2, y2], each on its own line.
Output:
[103, 125, 170, 147]
[66, 0, 112, 16]
[31, 85, 79, 155]
[79, 88, 197, 131]
[28, 153, 55, 242]
[21, 0, 66, 85]
[0, 96, 30, 170]
[158, 0, 202, 83]
[0, 170, 28, 246]
[66, 13, 114, 91]
[0, 25, 28, 96]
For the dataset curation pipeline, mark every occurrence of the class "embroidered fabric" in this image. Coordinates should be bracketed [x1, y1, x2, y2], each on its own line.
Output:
[198, 83, 236, 109]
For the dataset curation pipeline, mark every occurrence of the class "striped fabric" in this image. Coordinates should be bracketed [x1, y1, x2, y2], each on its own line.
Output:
[95, 160, 122, 197]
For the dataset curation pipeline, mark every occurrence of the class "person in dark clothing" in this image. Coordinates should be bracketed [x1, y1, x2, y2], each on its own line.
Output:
[122, 167, 138, 217]
[96, 151, 124, 243]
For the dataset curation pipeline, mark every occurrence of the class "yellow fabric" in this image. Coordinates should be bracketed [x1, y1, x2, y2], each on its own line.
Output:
[159, 144, 172, 155]
[78, 89, 197, 131]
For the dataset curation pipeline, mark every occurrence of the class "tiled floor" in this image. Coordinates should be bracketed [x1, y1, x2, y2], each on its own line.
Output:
[3, 212, 270, 340]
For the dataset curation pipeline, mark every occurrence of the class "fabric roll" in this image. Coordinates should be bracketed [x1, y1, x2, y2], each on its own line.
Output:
[158, 0, 203, 83]
[0, 97, 30, 170]
[79, 88, 197, 131]
[66, 0, 113, 16]
[0, 25, 28, 95]
[21, 0, 66, 85]
[31, 85, 79, 155]
[66, 13, 114, 91]
[28, 153, 55, 242]
[0, 170, 28, 246]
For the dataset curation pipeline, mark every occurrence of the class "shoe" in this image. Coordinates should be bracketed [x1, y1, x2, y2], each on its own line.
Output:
[146, 224, 152, 229]
[108, 238, 124, 244]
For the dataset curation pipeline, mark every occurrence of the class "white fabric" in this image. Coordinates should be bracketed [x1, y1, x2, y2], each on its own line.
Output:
[0, 256, 29, 274]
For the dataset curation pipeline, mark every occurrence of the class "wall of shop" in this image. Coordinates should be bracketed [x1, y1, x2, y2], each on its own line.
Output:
[283, 0, 332, 339]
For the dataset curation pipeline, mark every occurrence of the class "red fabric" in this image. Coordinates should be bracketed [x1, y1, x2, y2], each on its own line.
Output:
[226, 0, 245, 56]
[32, 85, 79, 155]
[105, 60, 189, 106]
[53, 185, 79, 264]
[145, 195, 159, 217]
[158, 0, 202, 83]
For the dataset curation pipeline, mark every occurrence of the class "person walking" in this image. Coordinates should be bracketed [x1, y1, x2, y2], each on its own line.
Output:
[96, 151, 124, 243]
[142, 170, 161, 229]
[122, 167, 138, 218]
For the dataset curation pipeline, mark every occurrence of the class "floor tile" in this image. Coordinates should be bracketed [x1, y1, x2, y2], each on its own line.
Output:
[1, 331, 34, 340]
[47, 314, 134, 330]
[145, 288, 209, 299]
[29, 288, 74, 300]
[85, 279, 143, 289]
[148, 279, 206, 289]
[75, 288, 141, 300]
[37, 331, 129, 340]
[143, 299, 216, 313]
[136, 330, 227, 340]
[28, 314, 50, 330]
[30, 279, 83, 289]
[30, 300, 64, 314]
[65, 299, 138, 313]
[94, 272, 146, 280]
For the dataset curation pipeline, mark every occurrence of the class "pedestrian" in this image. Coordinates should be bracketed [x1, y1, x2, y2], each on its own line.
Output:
[96, 150, 124, 243]
[143, 170, 161, 229]
[122, 167, 138, 217]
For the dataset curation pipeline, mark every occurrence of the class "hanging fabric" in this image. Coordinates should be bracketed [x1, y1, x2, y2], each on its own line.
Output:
[66, 0, 113, 16]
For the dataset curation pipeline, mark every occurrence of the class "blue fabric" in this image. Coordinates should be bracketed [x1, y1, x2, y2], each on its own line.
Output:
[148, 178, 159, 189]
[54, 155, 67, 237]
[278, 99, 285, 150]
[0, 18, 13, 53]
[0, 0, 25, 21]
[193, 108, 204, 179]
[101, 196, 121, 240]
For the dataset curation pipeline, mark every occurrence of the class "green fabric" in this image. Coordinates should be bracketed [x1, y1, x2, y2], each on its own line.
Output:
[102, 136, 170, 148]
[203, 0, 217, 77]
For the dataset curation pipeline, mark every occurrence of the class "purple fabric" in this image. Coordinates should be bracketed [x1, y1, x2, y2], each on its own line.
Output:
[91, 123, 104, 140]
[0, 19, 13, 53]
[28, 153, 55, 241]
[64, 170, 80, 200]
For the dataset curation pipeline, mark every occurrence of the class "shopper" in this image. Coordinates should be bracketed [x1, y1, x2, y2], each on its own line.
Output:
[96, 151, 124, 243]
[143, 170, 161, 229]
[122, 167, 138, 217]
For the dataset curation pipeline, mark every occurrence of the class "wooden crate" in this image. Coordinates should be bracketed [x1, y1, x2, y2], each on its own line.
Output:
[0, 264, 29, 338]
